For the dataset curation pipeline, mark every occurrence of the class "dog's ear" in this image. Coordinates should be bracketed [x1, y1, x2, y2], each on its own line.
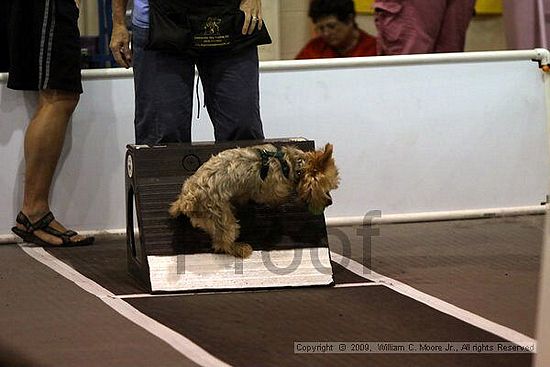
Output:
[308, 143, 334, 173]
[319, 143, 333, 168]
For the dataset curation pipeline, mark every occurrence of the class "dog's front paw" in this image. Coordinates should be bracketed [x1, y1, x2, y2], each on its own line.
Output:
[231, 242, 253, 259]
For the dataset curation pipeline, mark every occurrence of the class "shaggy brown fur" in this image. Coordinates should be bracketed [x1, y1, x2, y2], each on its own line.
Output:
[169, 143, 340, 258]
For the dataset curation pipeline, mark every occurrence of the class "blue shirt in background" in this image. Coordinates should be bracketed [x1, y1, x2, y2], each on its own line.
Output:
[132, 0, 149, 28]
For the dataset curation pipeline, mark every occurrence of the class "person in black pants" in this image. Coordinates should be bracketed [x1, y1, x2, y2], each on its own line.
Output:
[110, 0, 271, 145]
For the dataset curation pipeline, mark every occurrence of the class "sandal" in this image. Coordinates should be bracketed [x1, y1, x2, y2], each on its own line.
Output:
[11, 211, 94, 247]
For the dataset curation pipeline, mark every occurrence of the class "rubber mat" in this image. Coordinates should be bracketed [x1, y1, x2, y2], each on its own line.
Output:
[1, 217, 539, 367]
[330, 215, 544, 336]
[125, 286, 531, 367]
[44, 236, 534, 367]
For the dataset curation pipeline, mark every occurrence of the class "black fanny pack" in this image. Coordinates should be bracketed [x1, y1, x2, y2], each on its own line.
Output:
[147, 0, 272, 55]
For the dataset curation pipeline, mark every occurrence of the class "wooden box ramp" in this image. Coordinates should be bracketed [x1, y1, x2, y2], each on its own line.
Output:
[125, 138, 334, 292]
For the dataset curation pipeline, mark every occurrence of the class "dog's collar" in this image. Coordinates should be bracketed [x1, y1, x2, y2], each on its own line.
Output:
[258, 149, 290, 181]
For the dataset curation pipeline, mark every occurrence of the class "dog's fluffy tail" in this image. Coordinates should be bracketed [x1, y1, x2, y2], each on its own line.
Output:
[168, 194, 196, 217]
[168, 199, 182, 217]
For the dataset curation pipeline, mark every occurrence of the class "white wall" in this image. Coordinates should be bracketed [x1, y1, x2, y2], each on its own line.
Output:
[261, 59, 549, 218]
[0, 51, 548, 236]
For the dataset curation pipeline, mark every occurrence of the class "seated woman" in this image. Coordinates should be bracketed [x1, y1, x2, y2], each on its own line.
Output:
[296, 0, 377, 59]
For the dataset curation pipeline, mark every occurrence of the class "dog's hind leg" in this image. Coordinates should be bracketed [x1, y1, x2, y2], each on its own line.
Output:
[190, 206, 253, 258]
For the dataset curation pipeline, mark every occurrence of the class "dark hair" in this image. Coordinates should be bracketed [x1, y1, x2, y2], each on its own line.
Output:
[308, 0, 356, 23]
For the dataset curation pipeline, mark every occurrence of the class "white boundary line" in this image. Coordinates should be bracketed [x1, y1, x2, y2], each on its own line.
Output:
[333, 282, 379, 289]
[330, 251, 537, 345]
[1, 205, 544, 244]
[117, 281, 379, 299]
[19, 244, 231, 367]
[326, 205, 546, 227]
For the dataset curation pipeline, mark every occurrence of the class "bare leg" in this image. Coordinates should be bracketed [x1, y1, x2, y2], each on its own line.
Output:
[16, 89, 88, 245]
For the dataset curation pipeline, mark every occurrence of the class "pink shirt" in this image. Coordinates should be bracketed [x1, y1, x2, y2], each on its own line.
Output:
[374, 0, 475, 55]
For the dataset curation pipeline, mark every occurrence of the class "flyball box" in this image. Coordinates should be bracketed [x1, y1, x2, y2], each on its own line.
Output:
[125, 138, 334, 292]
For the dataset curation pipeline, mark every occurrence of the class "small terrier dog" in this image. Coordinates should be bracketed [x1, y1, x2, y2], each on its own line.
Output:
[169, 143, 340, 258]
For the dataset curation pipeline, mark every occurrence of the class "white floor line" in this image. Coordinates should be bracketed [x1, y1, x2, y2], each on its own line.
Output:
[19, 244, 232, 367]
[119, 293, 208, 299]
[117, 282, 379, 299]
[330, 251, 537, 345]
[118, 289, 273, 299]
[333, 282, 380, 289]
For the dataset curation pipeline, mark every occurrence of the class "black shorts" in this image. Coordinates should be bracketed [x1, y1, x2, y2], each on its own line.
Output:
[7, 0, 82, 93]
